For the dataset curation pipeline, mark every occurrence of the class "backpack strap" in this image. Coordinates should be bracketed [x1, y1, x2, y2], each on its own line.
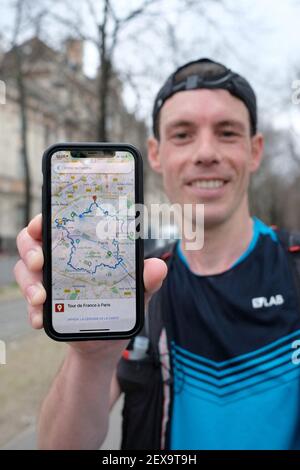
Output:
[274, 228, 300, 304]
[117, 242, 177, 450]
[145, 241, 177, 261]
[144, 243, 177, 450]
[274, 227, 300, 252]
[143, 241, 176, 341]
[120, 242, 176, 355]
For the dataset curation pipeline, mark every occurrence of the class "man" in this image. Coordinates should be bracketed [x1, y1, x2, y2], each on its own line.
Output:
[14, 58, 300, 450]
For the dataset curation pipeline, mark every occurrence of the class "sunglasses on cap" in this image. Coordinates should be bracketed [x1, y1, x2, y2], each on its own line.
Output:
[152, 58, 257, 137]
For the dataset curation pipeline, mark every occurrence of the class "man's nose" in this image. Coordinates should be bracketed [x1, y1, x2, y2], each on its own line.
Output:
[192, 132, 220, 166]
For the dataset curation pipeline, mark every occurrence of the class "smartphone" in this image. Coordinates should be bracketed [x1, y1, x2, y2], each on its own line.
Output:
[42, 143, 144, 341]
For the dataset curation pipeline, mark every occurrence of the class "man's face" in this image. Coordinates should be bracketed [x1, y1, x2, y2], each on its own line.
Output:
[148, 89, 263, 228]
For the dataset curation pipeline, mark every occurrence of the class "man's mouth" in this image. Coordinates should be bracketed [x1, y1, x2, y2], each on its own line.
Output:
[188, 179, 226, 189]
[186, 178, 229, 190]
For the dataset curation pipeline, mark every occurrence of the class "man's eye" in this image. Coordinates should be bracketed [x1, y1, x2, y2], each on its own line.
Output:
[221, 130, 238, 138]
[173, 132, 189, 139]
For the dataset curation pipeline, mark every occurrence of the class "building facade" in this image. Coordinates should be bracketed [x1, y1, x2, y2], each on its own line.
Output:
[0, 37, 148, 252]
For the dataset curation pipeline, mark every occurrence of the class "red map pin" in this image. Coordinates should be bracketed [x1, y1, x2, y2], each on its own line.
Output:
[55, 303, 64, 312]
[93, 195, 97, 202]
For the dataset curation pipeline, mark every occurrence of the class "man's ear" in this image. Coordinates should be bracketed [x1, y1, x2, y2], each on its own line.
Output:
[250, 132, 264, 173]
[147, 137, 162, 174]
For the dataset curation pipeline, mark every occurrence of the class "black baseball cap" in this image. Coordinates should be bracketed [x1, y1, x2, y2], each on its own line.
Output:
[152, 58, 257, 137]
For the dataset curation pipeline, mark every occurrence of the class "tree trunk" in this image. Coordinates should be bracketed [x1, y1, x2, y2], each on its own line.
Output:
[97, 55, 111, 141]
[97, 0, 111, 142]
[15, 47, 31, 226]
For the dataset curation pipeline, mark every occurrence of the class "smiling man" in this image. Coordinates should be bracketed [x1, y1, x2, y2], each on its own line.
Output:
[148, 86, 262, 274]
[14, 58, 300, 450]
[117, 59, 300, 450]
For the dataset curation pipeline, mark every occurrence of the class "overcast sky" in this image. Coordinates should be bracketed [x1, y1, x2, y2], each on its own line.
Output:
[1, 0, 300, 131]
[86, 0, 300, 129]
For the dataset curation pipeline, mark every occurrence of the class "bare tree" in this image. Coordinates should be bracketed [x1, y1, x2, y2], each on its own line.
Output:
[49, 0, 161, 141]
[5, 0, 31, 226]
[0, 0, 53, 226]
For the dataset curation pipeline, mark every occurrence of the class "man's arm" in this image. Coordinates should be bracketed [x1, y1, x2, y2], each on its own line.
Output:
[109, 370, 122, 411]
[14, 214, 167, 450]
[37, 347, 123, 450]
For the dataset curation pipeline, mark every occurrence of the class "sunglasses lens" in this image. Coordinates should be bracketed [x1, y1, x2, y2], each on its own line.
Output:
[174, 61, 228, 84]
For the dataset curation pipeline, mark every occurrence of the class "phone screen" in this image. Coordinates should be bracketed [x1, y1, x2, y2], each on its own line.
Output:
[50, 149, 137, 334]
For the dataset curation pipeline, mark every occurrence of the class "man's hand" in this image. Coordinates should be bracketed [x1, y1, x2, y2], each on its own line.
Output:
[14, 213, 168, 359]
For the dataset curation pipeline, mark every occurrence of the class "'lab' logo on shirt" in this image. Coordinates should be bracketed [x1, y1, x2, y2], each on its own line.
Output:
[252, 295, 284, 309]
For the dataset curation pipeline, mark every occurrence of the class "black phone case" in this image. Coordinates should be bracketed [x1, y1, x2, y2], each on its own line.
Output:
[42, 142, 144, 341]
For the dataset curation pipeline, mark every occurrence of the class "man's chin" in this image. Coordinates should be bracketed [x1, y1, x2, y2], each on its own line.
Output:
[202, 209, 230, 229]
[168, 195, 230, 228]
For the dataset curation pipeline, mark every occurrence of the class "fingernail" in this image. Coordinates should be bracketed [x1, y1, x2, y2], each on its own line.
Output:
[26, 284, 40, 304]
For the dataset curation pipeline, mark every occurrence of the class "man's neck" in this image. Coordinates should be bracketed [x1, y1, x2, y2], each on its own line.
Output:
[181, 207, 254, 276]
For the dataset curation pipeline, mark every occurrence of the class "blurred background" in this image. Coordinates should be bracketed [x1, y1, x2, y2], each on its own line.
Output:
[0, 0, 300, 450]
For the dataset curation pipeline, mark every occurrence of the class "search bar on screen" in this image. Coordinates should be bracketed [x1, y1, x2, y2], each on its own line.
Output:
[54, 161, 133, 174]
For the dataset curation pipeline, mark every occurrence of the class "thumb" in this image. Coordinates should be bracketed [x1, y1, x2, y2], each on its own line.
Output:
[27, 213, 42, 241]
[143, 258, 168, 305]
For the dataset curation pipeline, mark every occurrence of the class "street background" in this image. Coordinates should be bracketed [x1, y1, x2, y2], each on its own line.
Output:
[1, 0, 300, 449]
